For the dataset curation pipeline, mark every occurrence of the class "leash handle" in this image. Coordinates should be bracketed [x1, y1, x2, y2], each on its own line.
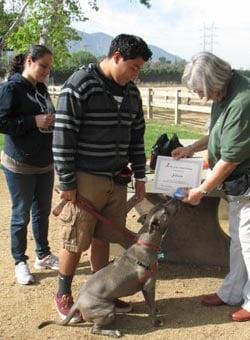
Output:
[52, 186, 67, 216]
[52, 200, 67, 217]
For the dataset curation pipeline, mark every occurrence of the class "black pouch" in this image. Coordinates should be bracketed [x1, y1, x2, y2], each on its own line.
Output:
[162, 133, 183, 155]
[149, 133, 183, 170]
[113, 166, 133, 186]
[222, 173, 249, 196]
[149, 133, 169, 170]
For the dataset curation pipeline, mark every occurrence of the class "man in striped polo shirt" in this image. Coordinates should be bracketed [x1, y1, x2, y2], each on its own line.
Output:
[53, 34, 152, 321]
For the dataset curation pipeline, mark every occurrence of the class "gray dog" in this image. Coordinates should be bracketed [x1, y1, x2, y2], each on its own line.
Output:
[38, 199, 178, 337]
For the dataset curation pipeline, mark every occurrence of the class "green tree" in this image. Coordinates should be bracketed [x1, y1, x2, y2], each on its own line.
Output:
[158, 56, 172, 64]
[51, 50, 97, 83]
[0, 1, 17, 38]
[57, 50, 97, 71]
[1, 0, 151, 67]
[4, 1, 86, 67]
[0, 1, 29, 51]
[140, 63, 185, 83]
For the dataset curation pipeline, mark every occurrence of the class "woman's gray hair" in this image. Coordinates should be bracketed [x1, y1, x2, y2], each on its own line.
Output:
[182, 51, 232, 98]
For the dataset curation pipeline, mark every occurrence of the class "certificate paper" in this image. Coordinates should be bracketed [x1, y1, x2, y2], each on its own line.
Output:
[153, 156, 203, 195]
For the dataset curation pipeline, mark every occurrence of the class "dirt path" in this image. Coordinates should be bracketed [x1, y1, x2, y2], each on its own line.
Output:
[0, 171, 249, 340]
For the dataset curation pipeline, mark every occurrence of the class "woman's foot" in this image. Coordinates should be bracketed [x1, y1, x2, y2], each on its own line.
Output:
[34, 253, 59, 270]
[201, 293, 225, 306]
[15, 262, 35, 285]
[231, 308, 250, 322]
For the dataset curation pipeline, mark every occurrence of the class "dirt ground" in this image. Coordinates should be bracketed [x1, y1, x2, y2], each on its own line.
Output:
[0, 170, 250, 340]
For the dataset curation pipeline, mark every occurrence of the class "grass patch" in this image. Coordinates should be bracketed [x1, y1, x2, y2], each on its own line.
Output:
[0, 121, 203, 158]
[0, 134, 4, 150]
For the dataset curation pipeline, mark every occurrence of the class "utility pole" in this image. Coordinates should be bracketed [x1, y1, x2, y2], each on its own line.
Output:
[202, 23, 218, 53]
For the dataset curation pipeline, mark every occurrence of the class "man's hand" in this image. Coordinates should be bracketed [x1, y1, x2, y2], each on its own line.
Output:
[60, 189, 77, 203]
[133, 181, 146, 204]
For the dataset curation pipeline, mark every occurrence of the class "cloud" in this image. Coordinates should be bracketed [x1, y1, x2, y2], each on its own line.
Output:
[75, 0, 250, 68]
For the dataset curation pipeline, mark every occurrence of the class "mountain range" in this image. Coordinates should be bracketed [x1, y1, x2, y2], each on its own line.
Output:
[69, 31, 183, 63]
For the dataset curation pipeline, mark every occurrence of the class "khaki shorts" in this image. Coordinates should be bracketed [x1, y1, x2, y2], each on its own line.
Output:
[59, 171, 127, 253]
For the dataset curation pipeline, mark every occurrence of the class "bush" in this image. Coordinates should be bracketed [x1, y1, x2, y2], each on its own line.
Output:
[139, 63, 185, 83]
[52, 51, 97, 84]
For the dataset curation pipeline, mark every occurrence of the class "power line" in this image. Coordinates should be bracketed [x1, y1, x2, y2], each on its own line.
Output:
[202, 23, 218, 53]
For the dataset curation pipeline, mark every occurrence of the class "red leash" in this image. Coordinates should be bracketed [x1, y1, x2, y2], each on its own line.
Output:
[76, 194, 138, 242]
[53, 191, 138, 243]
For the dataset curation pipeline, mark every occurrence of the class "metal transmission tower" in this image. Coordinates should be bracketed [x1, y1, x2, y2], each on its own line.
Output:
[202, 23, 218, 53]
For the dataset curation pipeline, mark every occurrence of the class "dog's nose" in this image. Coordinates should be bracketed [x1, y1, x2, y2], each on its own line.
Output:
[152, 219, 161, 226]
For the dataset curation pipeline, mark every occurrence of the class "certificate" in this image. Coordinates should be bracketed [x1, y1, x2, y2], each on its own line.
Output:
[152, 156, 203, 195]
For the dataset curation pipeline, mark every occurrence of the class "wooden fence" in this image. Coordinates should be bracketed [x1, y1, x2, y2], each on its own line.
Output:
[48, 86, 212, 125]
[139, 87, 211, 124]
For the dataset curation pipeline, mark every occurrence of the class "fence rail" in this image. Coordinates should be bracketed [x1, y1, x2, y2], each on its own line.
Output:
[48, 86, 212, 125]
[139, 87, 211, 124]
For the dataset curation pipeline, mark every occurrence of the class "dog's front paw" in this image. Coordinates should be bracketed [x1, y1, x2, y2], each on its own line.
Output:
[113, 330, 122, 337]
[92, 326, 122, 338]
[152, 318, 164, 327]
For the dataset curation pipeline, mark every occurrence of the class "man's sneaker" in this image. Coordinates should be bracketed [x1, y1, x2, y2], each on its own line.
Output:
[114, 299, 132, 313]
[15, 262, 35, 285]
[54, 294, 82, 323]
[34, 253, 59, 270]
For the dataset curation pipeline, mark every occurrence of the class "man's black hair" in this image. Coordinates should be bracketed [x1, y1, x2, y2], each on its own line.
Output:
[107, 34, 152, 61]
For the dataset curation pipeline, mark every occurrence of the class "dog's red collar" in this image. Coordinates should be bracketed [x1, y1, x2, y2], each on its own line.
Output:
[137, 261, 158, 284]
[136, 239, 161, 253]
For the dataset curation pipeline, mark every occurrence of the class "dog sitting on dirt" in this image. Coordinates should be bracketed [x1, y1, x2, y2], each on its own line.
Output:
[38, 199, 178, 338]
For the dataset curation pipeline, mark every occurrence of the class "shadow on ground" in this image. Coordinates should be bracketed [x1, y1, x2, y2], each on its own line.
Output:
[51, 296, 234, 337]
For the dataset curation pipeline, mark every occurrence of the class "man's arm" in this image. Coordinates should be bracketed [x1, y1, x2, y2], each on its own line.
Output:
[53, 85, 82, 193]
[129, 95, 146, 179]
[129, 93, 146, 203]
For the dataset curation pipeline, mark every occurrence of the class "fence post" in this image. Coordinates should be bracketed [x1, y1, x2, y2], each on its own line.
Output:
[174, 89, 181, 124]
[146, 88, 153, 119]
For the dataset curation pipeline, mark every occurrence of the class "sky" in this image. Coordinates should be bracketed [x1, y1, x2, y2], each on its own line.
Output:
[74, 0, 250, 69]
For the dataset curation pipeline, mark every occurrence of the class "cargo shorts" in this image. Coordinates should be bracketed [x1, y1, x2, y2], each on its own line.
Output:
[59, 171, 127, 253]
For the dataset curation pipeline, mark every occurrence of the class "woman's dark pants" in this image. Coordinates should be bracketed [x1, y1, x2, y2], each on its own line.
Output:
[3, 167, 54, 264]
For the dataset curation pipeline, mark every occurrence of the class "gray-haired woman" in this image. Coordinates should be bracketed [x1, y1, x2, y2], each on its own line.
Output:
[172, 51, 250, 322]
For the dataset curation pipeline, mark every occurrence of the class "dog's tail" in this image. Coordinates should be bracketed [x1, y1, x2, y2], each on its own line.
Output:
[38, 305, 81, 329]
[38, 320, 59, 328]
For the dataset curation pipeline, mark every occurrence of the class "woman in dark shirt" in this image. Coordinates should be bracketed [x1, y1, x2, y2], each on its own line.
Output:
[0, 45, 58, 285]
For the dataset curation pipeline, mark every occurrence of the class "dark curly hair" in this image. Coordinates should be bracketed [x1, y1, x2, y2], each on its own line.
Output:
[8, 45, 52, 77]
[107, 34, 152, 61]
